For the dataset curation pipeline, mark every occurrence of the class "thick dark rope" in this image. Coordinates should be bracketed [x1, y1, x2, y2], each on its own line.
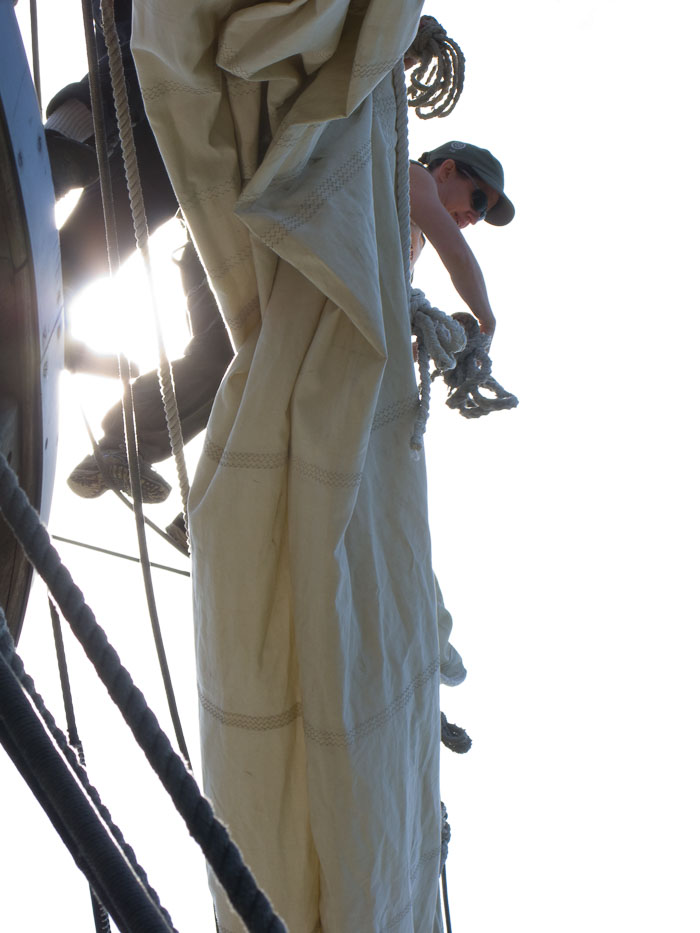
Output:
[441, 711, 472, 755]
[0, 452, 285, 933]
[50, 598, 113, 933]
[0, 612, 176, 932]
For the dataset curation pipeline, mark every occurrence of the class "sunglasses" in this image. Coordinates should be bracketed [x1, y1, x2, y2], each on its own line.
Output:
[455, 165, 489, 221]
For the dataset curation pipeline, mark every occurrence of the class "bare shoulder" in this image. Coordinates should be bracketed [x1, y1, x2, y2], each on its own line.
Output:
[409, 162, 461, 257]
[409, 161, 435, 194]
[409, 162, 441, 224]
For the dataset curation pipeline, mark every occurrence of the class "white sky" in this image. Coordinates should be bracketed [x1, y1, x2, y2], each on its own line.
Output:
[3, 2, 700, 931]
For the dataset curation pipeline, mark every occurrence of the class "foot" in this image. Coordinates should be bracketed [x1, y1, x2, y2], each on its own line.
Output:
[165, 513, 189, 554]
[45, 129, 98, 200]
[67, 448, 171, 504]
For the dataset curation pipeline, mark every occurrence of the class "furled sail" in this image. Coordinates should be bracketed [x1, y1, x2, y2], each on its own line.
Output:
[132, 3, 442, 929]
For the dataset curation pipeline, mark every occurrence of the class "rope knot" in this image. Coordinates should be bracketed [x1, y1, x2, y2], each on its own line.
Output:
[405, 16, 466, 119]
[409, 289, 466, 451]
[440, 313, 519, 419]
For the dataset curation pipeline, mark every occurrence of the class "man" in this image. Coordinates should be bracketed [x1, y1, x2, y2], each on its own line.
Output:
[67, 140, 513, 518]
[410, 140, 514, 339]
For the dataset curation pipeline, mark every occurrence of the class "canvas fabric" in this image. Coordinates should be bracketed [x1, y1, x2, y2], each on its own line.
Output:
[132, 2, 444, 930]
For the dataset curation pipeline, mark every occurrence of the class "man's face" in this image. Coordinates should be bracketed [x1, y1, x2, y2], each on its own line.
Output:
[433, 160, 500, 228]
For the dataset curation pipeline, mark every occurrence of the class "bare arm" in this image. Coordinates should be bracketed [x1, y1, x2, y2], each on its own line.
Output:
[409, 162, 496, 336]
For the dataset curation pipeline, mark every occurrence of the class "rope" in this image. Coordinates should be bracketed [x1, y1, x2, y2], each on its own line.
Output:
[441, 711, 472, 755]
[440, 805, 453, 931]
[439, 313, 519, 419]
[0, 452, 286, 933]
[29, 0, 42, 112]
[49, 598, 113, 933]
[0, 611, 177, 933]
[392, 61, 412, 307]
[79, 3, 191, 762]
[405, 16, 465, 120]
[99, 0, 190, 528]
[80, 0, 120, 270]
[440, 800, 451, 871]
[441, 865, 453, 933]
[409, 289, 467, 451]
[90, 377, 193, 766]
[52, 534, 190, 577]
[49, 598, 84, 760]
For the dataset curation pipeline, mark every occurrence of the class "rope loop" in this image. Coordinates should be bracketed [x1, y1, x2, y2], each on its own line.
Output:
[410, 289, 466, 451]
[440, 313, 519, 420]
[405, 16, 465, 120]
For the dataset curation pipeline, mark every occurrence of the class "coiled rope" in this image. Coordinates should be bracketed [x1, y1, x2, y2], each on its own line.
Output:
[0, 451, 286, 933]
[410, 289, 467, 451]
[405, 16, 465, 119]
[440, 313, 519, 419]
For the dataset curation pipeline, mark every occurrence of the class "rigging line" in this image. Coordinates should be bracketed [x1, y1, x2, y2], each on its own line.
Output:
[0, 454, 287, 933]
[49, 598, 113, 933]
[441, 866, 453, 933]
[0, 611, 178, 933]
[100, 0, 190, 528]
[96, 365, 193, 767]
[49, 598, 84, 760]
[52, 535, 190, 577]
[80, 0, 120, 269]
[79, 1, 191, 766]
[28, 0, 41, 112]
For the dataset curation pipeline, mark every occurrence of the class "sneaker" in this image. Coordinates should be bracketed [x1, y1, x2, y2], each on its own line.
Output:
[165, 513, 189, 555]
[67, 448, 171, 504]
[45, 129, 98, 199]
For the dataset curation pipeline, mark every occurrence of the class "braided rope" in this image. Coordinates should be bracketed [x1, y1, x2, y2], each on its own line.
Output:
[99, 0, 190, 528]
[392, 61, 412, 304]
[440, 313, 519, 419]
[391, 61, 430, 456]
[405, 16, 465, 120]
[0, 613, 177, 931]
[0, 452, 286, 933]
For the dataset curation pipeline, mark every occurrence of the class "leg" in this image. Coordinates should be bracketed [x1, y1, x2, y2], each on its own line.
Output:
[60, 119, 178, 293]
[67, 240, 233, 500]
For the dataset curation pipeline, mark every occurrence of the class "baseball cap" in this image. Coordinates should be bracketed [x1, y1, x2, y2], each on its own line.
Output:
[418, 141, 515, 226]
